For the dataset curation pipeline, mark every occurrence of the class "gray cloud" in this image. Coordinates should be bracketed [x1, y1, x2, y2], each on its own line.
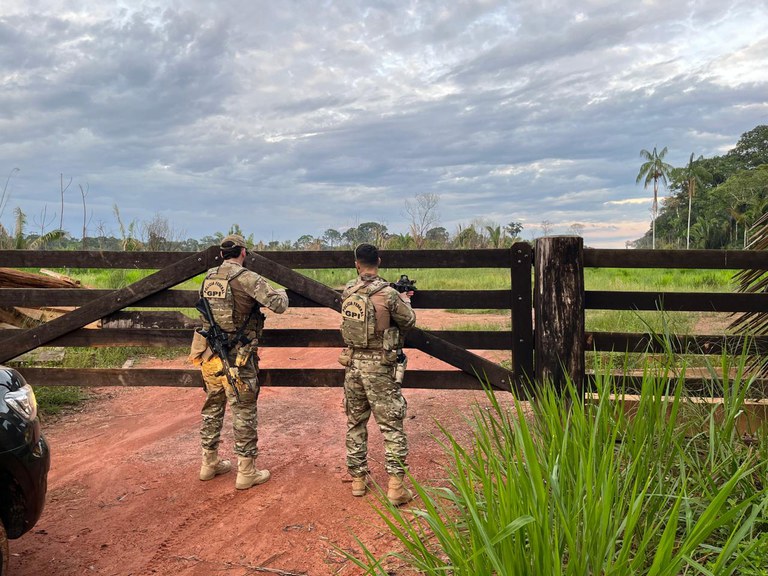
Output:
[1, 0, 767, 247]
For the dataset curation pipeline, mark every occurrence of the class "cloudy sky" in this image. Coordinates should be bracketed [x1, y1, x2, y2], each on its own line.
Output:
[1, 0, 767, 248]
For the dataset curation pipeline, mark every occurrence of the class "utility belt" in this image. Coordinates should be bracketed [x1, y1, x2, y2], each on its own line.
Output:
[338, 347, 397, 366]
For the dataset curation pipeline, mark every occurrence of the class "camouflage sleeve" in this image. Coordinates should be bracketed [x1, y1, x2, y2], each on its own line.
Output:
[239, 271, 289, 314]
[386, 288, 416, 332]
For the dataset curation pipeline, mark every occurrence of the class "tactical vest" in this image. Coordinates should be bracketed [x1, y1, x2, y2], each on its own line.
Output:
[200, 266, 264, 340]
[341, 280, 388, 348]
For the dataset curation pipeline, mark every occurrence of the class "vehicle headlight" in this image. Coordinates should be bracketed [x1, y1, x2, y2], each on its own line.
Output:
[6, 383, 38, 422]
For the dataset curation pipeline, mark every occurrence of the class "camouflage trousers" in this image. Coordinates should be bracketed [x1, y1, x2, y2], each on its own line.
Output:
[199, 351, 260, 458]
[343, 353, 408, 477]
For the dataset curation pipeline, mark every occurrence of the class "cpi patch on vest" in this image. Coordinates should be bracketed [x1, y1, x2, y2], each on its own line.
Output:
[202, 278, 229, 299]
[342, 293, 367, 323]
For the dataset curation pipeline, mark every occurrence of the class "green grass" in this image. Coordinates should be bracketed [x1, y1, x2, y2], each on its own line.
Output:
[35, 386, 87, 417]
[441, 322, 509, 332]
[61, 346, 187, 369]
[350, 349, 768, 574]
[31, 346, 186, 415]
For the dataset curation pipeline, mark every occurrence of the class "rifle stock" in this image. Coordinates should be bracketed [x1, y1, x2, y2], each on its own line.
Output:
[195, 298, 242, 403]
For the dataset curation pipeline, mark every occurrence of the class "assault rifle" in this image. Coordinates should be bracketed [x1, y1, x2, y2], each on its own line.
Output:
[391, 274, 417, 294]
[389, 275, 416, 385]
[195, 297, 241, 403]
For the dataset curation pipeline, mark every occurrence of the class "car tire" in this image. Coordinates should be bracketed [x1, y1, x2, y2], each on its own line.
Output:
[0, 519, 8, 576]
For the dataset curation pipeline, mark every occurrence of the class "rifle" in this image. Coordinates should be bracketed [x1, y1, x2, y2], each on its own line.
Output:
[389, 275, 416, 385]
[391, 274, 417, 294]
[195, 297, 241, 403]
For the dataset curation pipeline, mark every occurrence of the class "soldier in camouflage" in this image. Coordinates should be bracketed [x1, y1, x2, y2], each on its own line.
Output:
[189, 233, 288, 489]
[339, 243, 416, 505]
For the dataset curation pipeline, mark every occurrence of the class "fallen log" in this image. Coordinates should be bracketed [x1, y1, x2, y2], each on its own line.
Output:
[0, 267, 81, 288]
[0, 267, 85, 328]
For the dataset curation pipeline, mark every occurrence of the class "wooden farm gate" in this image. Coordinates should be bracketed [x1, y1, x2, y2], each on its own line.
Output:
[3, 237, 768, 395]
[0, 245, 532, 393]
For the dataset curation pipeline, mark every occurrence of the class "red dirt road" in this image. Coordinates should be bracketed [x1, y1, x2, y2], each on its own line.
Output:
[9, 310, 509, 575]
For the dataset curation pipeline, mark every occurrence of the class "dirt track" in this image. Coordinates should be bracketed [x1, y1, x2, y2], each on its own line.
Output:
[9, 309, 509, 575]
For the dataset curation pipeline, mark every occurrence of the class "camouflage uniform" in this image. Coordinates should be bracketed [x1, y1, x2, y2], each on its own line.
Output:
[189, 259, 288, 458]
[341, 273, 416, 477]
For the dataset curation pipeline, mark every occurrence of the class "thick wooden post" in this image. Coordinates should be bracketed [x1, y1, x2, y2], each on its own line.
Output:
[534, 236, 585, 394]
[510, 242, 533, 386]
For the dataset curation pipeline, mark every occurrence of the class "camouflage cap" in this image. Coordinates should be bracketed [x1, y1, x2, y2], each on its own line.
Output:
[220, 233, 247, 249]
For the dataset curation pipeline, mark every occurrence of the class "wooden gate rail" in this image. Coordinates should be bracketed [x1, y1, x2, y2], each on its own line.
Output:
[15, 367, 488, 390]
[0, 328, 515, 350]
[0, 288, 513, 309]
[0, 248, 513, 269]
[584, 248, 768, 269]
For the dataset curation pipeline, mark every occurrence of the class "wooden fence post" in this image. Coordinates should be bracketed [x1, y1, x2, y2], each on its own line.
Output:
[534, 236, 585, 395]
[510, 242, 533, 386]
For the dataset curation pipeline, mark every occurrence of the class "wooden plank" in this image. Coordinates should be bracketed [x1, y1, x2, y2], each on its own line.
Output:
[510, 242, 534, 382]
[586, 291, 768, 312]
[15, 367, 491, 390]
[584, 373, 768, 397]
[410, 290, 510, 309]
[0, 248, 513, 270]
[5, 247, 767, 272]
[0, 288, 200, 308]
[245, 251, 515, 392]
[0, 288, 511, 310]
[17, 366, 765, 396]
[0, 250, 187, 269]
[0, 328, 514, 349]
[586, 332, 768, 355]
[101, 311, 199, 329]
[0, 247, 221, 363]
[585, 248, 768, 270]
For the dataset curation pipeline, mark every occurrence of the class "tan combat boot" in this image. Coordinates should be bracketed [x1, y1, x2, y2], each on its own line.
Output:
[351, 475, 368, 497]
[235, 456, 271, 490]
[199, 448, 232, 481]
[387, 475, 414, 506]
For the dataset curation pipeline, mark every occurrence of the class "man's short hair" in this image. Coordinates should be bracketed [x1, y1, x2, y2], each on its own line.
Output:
[354, 243, 379, 266]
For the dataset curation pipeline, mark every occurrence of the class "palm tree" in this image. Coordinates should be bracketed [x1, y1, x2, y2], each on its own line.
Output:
[636, 146, 673, 249]
[485, 225, 504, 248]
[681, 153, 710, 249]
[0, 207, 66, 249]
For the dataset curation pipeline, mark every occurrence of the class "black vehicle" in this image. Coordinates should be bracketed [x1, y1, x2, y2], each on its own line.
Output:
[0, 366, 50, 575]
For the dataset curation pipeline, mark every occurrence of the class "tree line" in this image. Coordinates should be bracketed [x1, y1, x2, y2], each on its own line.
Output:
[634, 124, 768, 249]
[0, 186, 527, 252]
